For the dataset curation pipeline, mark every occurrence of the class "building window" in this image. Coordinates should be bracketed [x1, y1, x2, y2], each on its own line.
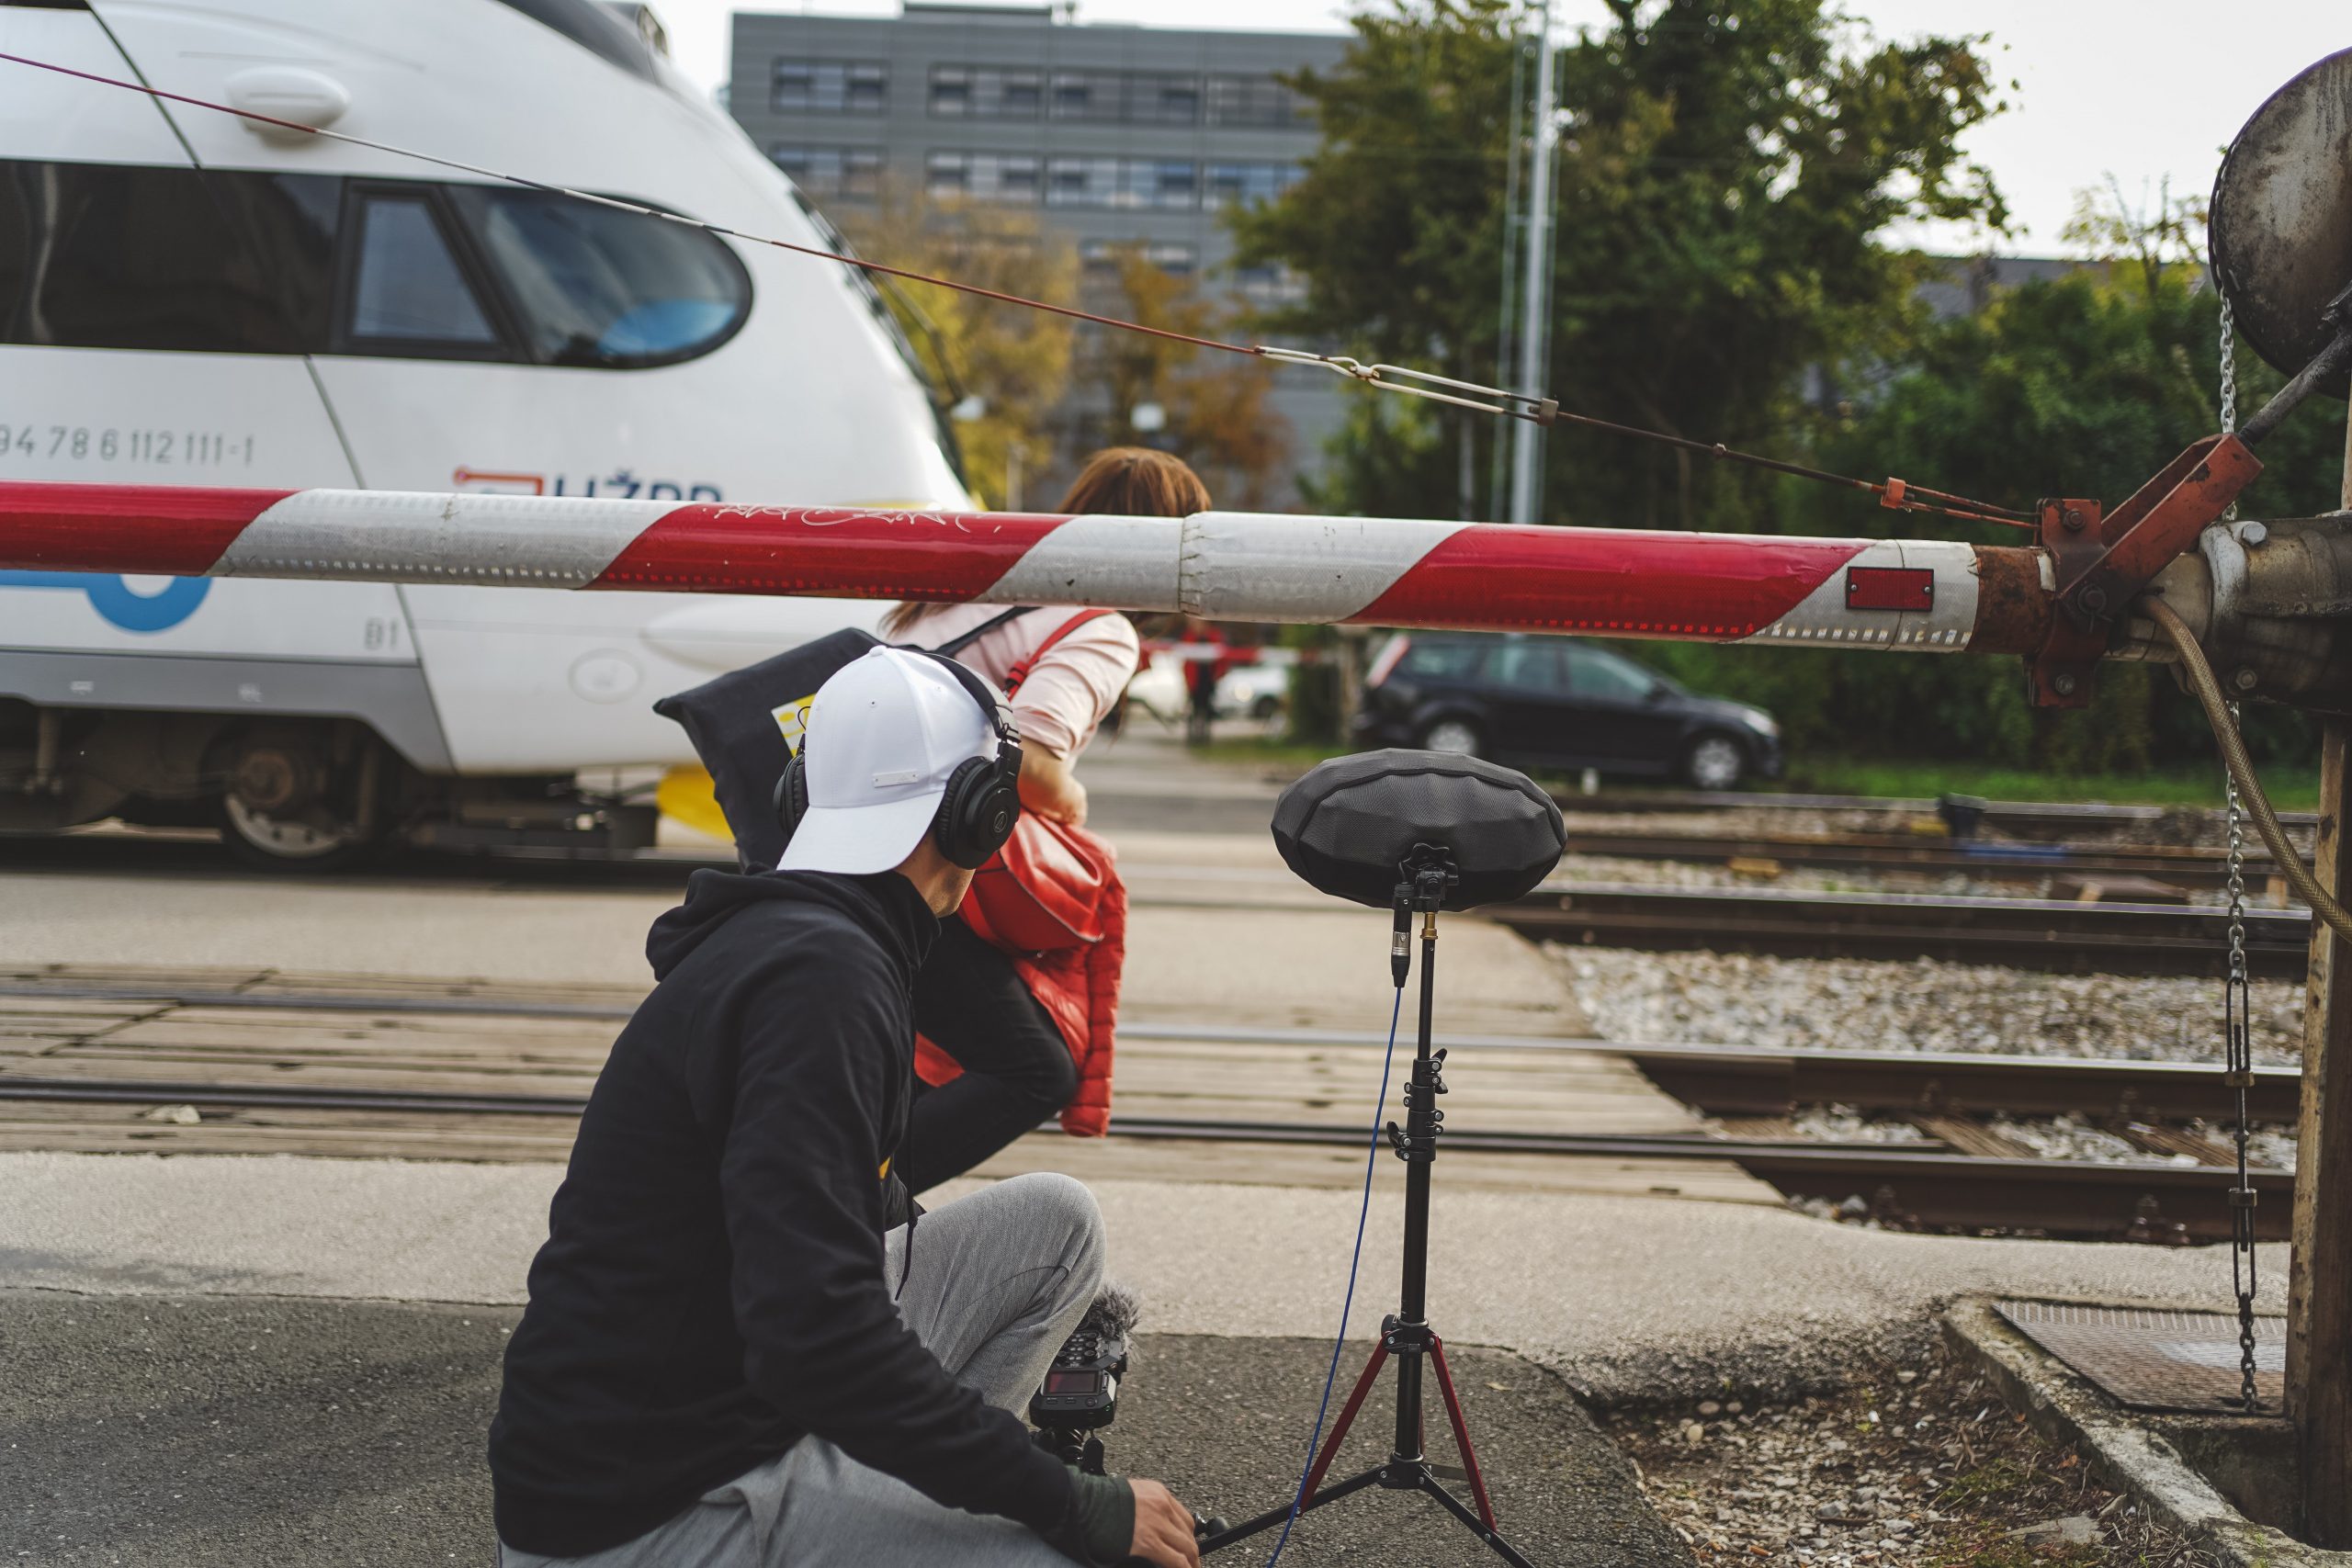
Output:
[929, 65, 972, 116]
[926, 152, 1041, 205]
[999, 73, 1042, 116]
[1079, 239, 1196, 276]
[925, 151, 970, 197]
[1206, 161, 1303, 208]
[1133, 72, 1200, 125]
[989, 155, 1041, 203]
[930, 64, 1043, 118]
[1047, 158, 1201, 210]
[1152, 161, 1197, 207]
[1046, 69, 1207, 124]
[1234, 262, 1308, 306]
[1207, 73, 1311, 128]
[771, 145, 883, 201]
[1049, 70, 1112, 120]
[770, 58, 887, 115]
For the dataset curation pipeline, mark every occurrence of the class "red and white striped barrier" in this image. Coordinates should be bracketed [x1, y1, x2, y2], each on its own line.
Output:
[0, 481, 2043, 651]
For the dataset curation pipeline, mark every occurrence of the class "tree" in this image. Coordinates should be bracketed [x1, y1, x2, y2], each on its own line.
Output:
[1229, 0, 1528, 518]
[1072, 250, 1294, 510]
[837, 185, 1077, 510]
[1645, 198, 2348, 774]
[1233, 0, 2009, 528]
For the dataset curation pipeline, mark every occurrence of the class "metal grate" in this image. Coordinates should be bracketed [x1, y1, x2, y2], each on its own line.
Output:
[1997, 1300, 2284, 1416]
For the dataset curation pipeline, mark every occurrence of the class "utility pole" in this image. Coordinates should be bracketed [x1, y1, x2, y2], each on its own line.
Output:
[2290, 400, 2352, 1547]
[1506, 0, 1556, 526]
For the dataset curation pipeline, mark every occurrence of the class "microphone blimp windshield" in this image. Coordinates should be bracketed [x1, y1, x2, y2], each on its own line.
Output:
[1271, 750, 1566, 911]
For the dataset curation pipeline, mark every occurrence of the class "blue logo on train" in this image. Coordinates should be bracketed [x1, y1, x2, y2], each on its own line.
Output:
[0, 572, 213, 632]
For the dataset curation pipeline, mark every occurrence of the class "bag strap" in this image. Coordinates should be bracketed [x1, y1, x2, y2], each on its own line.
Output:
[930, 605, 1035, 659]
[1004, 610, 1115, 698]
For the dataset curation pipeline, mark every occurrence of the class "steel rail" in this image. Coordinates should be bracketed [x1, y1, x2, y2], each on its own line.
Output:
[0, 1075, 2288, 1242]
[1497, 883, 2313, 978]
[1558, 829, 2278, 889]
[1565, 789, 2321, 834]
[0, 979, 2302, 1118]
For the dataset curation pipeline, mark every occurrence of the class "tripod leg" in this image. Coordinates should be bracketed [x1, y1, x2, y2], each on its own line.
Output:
[1428, 1334, 1497, 1530]
[1198, 1466, 1385, 1553]
[1416, 1472, 1540, 1568]
[1300, 1341, 1388, 1504]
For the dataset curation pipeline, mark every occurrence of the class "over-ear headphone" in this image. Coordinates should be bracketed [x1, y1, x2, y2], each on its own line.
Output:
[773, 652, 1024, 870]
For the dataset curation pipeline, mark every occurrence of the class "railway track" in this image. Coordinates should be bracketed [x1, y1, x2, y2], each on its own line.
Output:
[1494, 883, 2312, 978]
[0, 965, 2293, 1245]
[1558, 829, 2278, 892]
[0, 1071, 2287, 1244]
[1566, 788, 2319, 839]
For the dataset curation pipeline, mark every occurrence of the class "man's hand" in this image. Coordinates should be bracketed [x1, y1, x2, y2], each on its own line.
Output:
[1127, 1478, 1203, 1568]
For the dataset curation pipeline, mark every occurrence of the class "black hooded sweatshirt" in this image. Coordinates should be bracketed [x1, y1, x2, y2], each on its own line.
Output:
[487, 867, 1079, 1557]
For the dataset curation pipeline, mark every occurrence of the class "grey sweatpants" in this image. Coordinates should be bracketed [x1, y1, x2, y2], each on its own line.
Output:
[498, 1171, 1107, 1568]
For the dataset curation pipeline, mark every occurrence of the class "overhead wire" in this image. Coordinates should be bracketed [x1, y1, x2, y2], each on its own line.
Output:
[0, 48, 2026, 527]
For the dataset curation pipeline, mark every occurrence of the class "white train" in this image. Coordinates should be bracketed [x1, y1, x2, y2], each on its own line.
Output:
[0, 0, 959, 863]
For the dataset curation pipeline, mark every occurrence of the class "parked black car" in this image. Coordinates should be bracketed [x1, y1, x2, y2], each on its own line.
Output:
[1353, 632, 1783, 789]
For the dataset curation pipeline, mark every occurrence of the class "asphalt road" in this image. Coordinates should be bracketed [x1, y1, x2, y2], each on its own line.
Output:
[0, 1290, 1686, 1567]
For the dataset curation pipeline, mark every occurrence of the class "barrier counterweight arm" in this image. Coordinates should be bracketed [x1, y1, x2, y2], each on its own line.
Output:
[0, 480, 2052, 653]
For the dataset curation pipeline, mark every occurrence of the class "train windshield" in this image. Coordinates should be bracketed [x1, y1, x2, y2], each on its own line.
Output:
[444, 186, 751, 368]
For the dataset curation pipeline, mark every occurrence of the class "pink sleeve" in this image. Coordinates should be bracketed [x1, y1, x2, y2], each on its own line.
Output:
[1010, 614, 1141, 758]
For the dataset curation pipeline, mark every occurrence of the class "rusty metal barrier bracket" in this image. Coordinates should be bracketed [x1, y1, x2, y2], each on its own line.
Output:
[2029, 434, 2264, 707]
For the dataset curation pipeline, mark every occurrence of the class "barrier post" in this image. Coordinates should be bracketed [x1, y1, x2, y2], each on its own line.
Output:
[2287, 403, 2352, 1545]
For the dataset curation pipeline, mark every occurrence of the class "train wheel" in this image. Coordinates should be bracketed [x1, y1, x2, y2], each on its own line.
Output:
[217, 732, 385, 872]
[219, 794, 381, 871]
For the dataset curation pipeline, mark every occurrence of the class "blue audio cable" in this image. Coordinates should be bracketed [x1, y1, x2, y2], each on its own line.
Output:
[1262, 983, 1405, 1567]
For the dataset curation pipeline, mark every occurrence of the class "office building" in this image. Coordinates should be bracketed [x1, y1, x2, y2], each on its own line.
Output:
[728, 3, 1351, 499]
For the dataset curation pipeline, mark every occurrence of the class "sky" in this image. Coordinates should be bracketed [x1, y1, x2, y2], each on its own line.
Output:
[650, 0, 2347, 257]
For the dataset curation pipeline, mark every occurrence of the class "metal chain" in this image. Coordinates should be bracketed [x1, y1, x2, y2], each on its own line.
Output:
[2218, 297, 2261, 1413]
[2222, 708, 2262, 1413]
[2221, 298, 2241, 521]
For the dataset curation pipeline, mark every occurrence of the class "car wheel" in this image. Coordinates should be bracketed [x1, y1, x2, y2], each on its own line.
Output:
[1682, 733, 1747, 791]
[1250, 694, 1283, 721]
[1419, 718, 1483, 758]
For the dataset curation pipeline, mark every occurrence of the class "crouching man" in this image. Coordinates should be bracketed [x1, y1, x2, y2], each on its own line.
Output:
[489, 646, 1202, 1568]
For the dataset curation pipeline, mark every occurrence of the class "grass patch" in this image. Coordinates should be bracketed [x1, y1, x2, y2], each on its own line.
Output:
[1935, 1457, 2035, 1507]
[1924, 1538, 2105, 1567]
[1783, 757, 2321, 810]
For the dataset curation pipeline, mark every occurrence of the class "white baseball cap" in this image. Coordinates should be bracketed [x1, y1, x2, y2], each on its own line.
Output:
[777, 646, 1004, 876]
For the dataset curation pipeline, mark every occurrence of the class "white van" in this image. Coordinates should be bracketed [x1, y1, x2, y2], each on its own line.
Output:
[0, 0, 963, 863]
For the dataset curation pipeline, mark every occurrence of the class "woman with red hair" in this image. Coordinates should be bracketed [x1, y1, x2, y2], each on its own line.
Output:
[888, 448, 1211, 1190]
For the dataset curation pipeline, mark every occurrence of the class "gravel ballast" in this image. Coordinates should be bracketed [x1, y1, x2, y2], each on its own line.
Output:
[1555, 947, 2303, 1066]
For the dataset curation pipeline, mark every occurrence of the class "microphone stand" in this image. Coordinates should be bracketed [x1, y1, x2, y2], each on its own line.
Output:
[1202, 845, 1537, 1566]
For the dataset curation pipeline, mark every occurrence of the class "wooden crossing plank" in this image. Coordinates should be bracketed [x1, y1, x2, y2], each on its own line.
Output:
[0, 962, 1765, 1201]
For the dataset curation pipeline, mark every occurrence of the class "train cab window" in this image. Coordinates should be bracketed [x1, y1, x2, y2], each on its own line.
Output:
[344, 193, 500, 350]
[444, 186, 750, 368]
